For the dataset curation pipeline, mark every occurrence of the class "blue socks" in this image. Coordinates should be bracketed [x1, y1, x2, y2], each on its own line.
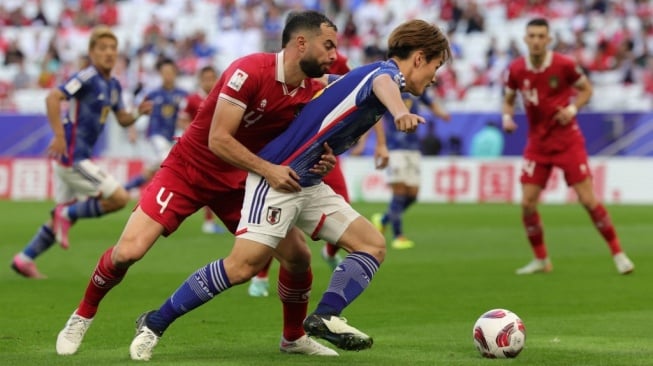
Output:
[314, 252, 380, 316]
[146, 259, 232, 333]
[65, 198, 103, 221]
[22, 225, 56, 259]
[124, 174, 147, 191]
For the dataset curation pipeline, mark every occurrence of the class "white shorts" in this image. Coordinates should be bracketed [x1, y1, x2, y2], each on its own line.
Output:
[386, 150, 421, 186]
[144, 134, 173, 171]
[236, 173, 360, 248]
[52, 159, 122, 204]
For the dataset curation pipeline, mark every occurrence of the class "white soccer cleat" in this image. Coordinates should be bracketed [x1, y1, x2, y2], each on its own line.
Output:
[56, 310, 93, 355]
[613, 252, 634, 275]
[303, 314, 373, 351]
[130, 312, 162, 361]
[515, 258, 553, 275]
[280, 335, 339, 356]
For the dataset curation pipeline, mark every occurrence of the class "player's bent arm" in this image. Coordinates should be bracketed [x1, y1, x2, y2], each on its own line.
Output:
[208, 98, 275, 176]
[571, 76, 593, 111]
[501, 89, 518, 132]
[45, 89, 67, 138]
[372, 74, 410, 119]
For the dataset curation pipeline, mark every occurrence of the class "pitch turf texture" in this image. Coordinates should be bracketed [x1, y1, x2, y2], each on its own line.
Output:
[0, 200, 650, 366]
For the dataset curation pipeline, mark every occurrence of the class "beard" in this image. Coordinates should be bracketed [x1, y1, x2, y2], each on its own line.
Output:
[299, 58, 328, 78]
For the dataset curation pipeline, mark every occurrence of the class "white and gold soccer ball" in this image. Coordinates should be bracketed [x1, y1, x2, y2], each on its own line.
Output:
[472, 308, 526, 358]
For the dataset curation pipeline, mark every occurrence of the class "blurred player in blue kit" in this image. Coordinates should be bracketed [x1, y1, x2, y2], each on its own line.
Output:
[368, 90, 450, 249]
[124, 59, 187, 191]
[128, 19, 451, 360]
[11, 26, 151, 278]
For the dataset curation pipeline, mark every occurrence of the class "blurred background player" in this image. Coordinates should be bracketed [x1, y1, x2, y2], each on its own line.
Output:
[10, 26, 151, 278]
[247, 51, 389, 297]
[178, 65, 226, 234]
[502, 18, 634, 275]
[124, 58, 187, 192]
[368, 90, 450, 249]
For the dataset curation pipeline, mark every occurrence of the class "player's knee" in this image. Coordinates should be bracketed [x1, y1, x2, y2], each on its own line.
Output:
[112, 238, 148, 265]
[224, 260, 260, 285]
[104, 188, 130, 212]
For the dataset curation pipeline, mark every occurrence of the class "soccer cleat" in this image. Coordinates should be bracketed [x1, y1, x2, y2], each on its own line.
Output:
[321, 246, 343, 271]
[370, 213, 385, 234]
[130, 311, 162, 361]
[391, 236, 415, 249]
[202, 221, 226, 234]
[280, 335, 339, 356]
[247, 276, 269, 297]
[11, 254, 46, 279]
[53, 204, 73, 249]
[56, 310, 93, 355]
[515, 258, 553, 275]
[613, 252, 634, 275]
[303, 314, 373, 351]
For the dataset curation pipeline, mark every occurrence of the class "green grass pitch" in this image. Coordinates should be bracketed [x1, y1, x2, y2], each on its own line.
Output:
[0, 200, 650, 365]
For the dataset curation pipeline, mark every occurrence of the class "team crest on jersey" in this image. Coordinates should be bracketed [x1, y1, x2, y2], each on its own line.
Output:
[257, 99, 267, 112]
[549, 76, 559, 89]
[266, 207, 282, 225]
[228, 69, 249, 91]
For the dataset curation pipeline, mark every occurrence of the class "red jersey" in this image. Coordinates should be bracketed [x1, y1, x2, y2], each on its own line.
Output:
[181, 90, 207, 120]
[174, 52, 318, 180]
[505, 51, 586, 154]
[329, 52, 351, 75]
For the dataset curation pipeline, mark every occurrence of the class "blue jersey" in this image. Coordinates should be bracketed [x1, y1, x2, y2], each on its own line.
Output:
[258, 60, 405, 187]
[383, 92, 432, 151]
[58, 66, 125, 165]
[143, 87, 188, 140]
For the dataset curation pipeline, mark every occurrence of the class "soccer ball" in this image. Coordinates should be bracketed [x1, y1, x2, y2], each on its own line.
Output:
[472, 308, 526, 358]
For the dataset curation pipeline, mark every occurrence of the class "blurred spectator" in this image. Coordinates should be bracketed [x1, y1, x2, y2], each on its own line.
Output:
[464, 1, 485, 34]
[31, 0, 49, 26]
[97, 0, 120, 26]
[4, 40, 25, 66]
[12, 58, 33, 90]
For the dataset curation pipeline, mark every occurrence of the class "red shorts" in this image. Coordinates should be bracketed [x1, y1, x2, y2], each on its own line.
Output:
[520, 147, 591, 187]
[322, 158, 350, 202]
[138, 149, 245, 236]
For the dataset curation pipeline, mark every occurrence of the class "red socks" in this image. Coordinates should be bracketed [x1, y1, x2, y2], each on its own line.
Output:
[522, 211, 547, 259]
[588, 204, 622, 255]
[76, 247, 128, 319]
[278, 266, 312, 341]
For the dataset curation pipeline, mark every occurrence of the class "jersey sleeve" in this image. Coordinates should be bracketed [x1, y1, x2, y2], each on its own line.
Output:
[217, 58, 259, 110]
[563, 56, 585, 86]
[59, 73, 87, 100]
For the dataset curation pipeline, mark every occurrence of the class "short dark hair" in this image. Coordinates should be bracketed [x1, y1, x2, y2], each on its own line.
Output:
[281, 10, 337, 48]
[199, 65, 217, 75]
[527, 18, 549, 29]
[156, 58, 176, 71]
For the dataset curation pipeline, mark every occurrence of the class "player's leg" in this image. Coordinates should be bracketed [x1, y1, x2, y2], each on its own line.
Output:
[56, 207, 165, 355]
[389, 151, 420, 249]
[298, 186, 383, 350]
[52, 160, 130, 249]
[11, 215, 55, 279]
[321, 161, 349, 269]
[125, 135, 169, 191]
[516, 159, 552, 275]
[56, 164, 198, 355]
[570, 174, 634, 274]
